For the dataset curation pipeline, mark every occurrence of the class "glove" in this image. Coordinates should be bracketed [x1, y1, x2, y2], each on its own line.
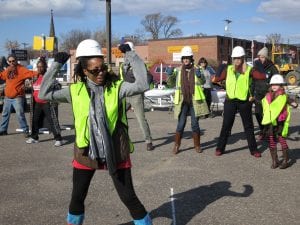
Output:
[118, 44, 131, 53]
[166, 67, 174, 76]
[253, 60, 265, 73]
[54, 52, 70, 64]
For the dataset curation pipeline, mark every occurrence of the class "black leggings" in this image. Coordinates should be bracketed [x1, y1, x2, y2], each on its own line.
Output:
[69, 167, 147, 220]
[217, 99, 257, 152]
[203, 88, 212, 111]
[31, 102, 61, 140]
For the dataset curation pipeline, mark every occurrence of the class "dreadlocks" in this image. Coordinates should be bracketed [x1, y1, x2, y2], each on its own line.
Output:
[73, 56, 119, 90]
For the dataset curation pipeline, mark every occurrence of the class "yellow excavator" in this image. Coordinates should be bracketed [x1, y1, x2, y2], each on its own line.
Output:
[271, 43, 300, 85]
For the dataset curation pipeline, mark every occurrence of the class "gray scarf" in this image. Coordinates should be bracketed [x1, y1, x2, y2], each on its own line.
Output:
[87, 78, 117, 174]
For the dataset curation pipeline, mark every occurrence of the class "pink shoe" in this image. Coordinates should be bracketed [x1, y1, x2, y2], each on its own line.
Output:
[251, 151, 261, 158]
[215, 149, 223, 156]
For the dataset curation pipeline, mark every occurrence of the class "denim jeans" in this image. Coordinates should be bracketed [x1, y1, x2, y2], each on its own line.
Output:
[0, 97, 29, 132]
[126, 94, 152, 143]
[176, 103, 200, 135]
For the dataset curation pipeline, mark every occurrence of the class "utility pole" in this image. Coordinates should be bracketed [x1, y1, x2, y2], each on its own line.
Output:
[224, 19, 233, 54]
[21, 42, 29, 49]
[99, 0, 112, 67]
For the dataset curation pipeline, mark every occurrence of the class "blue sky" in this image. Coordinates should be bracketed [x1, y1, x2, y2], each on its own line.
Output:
[0, 0, 300, 57]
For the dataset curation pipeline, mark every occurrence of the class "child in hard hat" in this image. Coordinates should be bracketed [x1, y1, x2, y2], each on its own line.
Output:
[39, 40, 152, 225]
[261, 74, 298, 169]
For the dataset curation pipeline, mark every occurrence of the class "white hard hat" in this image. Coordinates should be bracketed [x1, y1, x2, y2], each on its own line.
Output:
[231, 46, 245, 58]
[75, 39, 103, 58]
[269, 74, 285, 85]
[181, 46, 193, 57]
[125, 41, 135, 51]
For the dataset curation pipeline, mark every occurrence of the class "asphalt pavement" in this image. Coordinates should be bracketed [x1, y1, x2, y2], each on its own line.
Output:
[0, 103, 299, 225]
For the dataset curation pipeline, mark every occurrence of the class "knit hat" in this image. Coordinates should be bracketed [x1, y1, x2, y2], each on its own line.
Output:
[257, 47, 268, 58]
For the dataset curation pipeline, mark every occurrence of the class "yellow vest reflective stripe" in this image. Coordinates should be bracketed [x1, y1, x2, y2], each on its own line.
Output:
[261, 94, 290, 137]
[70, 81, 128, 148]
[226, 65, 252, 100]
[174, 68, 206, 104]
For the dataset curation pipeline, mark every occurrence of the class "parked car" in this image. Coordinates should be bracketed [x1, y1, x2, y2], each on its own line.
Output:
[148, 63, 180, 85]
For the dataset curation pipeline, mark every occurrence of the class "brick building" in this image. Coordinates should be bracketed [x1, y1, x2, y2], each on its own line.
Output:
[68, 36, 298, 82]
[147, 35, 269, 65]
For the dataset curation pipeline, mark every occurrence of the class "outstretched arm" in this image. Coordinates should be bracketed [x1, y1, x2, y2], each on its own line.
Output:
[39, 54, 71, 103]
[119, 51, 149, 98]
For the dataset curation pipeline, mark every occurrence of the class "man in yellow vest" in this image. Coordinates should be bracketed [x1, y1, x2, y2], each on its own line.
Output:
[212, 46, 266, 157]
[171, 46, 209, 155]
[39, 39, 152, 225]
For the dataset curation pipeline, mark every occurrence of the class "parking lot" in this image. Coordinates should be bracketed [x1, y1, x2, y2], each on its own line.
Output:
[0, 103, 299, 225]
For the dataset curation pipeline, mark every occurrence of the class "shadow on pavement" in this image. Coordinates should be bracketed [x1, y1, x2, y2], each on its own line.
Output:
[120, 181, 253, 225]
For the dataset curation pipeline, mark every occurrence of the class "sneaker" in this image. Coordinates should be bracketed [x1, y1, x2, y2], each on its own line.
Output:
[251, 151, 261, 158]
[215, 149, 223, 156]
[26, 137, 39, 144]
[0, 131, 8, 136]
[54, 139, 67, 147]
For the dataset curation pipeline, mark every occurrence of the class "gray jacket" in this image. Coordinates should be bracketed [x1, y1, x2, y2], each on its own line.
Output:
[39, 51, 149, 103]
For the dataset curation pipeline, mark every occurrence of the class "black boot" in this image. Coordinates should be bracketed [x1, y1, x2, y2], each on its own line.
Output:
[280, 149, 289, 169]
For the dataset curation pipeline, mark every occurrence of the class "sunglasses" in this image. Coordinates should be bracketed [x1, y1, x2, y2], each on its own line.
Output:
[86, 68, 106, 76]
[8, 60, 16, 63]
[182, 56, 191, 60]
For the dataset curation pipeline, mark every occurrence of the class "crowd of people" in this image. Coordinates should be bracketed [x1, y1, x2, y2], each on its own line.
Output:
[0, 40, 299, 225]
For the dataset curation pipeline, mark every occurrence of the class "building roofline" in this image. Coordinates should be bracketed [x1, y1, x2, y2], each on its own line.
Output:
[147, 35, 261, 45]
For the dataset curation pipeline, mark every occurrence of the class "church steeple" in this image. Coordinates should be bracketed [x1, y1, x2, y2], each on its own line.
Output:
[49, 9, 55, 37]
[49, 9, 58, 53]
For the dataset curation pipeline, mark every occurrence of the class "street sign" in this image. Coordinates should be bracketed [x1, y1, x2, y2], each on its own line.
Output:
[167, 45, 199, 53]
[11, 49, 28, 61]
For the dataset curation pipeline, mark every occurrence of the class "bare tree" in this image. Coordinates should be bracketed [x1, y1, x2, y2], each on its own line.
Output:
[93, 28, 107, 47]
[141, 13, 182, 39]
[59, 29, 91, 51]
[266, 33, 283, 44]
[121, 29, 148, 46]
[93, 28, 120, 47]
[4, 40, 20, 52]
[133, 28, 148, 45]
[141, 13, 163, 39]
[162, 16, 182, 38]
[192, 33, 207, 37]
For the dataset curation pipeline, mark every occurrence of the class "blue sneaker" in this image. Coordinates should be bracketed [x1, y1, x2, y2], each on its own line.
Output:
[133, 213, 152, 225]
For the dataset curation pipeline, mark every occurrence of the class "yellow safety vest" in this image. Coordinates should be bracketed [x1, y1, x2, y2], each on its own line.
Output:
[70, 81, 133, 150]
[261, 94, 290, 137]
[174, 67, 206, 105]
[226, 65, 252, 101]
